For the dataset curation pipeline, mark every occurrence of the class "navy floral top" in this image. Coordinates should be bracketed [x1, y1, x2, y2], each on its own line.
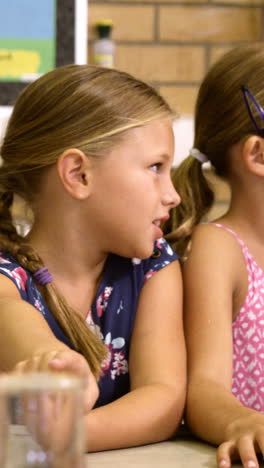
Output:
[0, 238, 178, 407]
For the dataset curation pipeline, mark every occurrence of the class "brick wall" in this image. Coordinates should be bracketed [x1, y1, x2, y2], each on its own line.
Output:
[89, 0, 264, 220]
[6, 1, 264, 231]
[89, 0, 264, 116]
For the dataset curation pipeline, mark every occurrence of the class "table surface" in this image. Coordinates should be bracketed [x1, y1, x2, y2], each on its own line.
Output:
[87, 437, 243, 468]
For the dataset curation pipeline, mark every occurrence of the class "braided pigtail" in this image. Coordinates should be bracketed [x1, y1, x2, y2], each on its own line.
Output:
[40, 282, 107, 377]
[0, 192, 107, 377]
[17, 244, 107, 376]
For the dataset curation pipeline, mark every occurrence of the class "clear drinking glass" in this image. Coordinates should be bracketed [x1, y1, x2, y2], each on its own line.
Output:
[0, 372, 85, 468]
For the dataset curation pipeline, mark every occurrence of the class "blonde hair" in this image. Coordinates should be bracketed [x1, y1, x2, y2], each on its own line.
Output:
[0, 64, 174, 376]
[164, 44, 264, 259]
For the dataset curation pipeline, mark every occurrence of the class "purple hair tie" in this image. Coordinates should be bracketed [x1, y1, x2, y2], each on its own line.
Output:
[33, 267, 53, 286]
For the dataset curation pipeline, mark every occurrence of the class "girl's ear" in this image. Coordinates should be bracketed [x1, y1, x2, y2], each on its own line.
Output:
[57, 148, 92, 200]
[242, 136, 264, 176]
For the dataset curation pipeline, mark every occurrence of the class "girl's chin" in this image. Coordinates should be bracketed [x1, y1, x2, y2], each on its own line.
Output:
[114, 235, 156, 260]
[132, 243, 156, 260]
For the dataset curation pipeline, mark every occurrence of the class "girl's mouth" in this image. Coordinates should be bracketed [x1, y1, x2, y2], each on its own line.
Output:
[152, 220, 163, 238]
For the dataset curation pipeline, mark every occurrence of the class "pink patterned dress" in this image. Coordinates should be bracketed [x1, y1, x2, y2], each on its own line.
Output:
[211, 223, 264, 412]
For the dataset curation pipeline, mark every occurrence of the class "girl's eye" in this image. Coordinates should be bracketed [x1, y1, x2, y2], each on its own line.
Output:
[150, 163, 162, 173]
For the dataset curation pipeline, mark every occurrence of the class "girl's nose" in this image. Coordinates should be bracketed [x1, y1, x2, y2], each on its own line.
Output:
[172, 190, 181, 208]
[163, 181, 181, 208]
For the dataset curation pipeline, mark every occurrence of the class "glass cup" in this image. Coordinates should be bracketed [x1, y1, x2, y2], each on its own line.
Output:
[0, 372, 85, 468]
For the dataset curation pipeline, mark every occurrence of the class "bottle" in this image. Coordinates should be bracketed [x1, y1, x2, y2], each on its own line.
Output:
[92, 19, 115, 68]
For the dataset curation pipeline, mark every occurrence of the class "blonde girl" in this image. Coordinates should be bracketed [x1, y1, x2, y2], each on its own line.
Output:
[0, 65, 186, 451]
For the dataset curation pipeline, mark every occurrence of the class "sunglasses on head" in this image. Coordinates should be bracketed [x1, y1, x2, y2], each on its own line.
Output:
[241, 85, 264, 138]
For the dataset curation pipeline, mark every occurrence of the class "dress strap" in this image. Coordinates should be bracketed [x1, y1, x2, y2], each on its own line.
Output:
[209, 223, 247, 251]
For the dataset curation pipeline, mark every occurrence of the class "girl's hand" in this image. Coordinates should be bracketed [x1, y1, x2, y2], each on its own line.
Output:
[14, 349, 99, 412]
[217, 413, 264, 468]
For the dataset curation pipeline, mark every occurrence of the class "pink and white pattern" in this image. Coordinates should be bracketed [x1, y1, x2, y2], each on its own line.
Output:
[212, 223, 264, 412]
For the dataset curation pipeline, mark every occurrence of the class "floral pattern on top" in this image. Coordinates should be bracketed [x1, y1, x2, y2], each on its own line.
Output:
[0, 239, 178, 407]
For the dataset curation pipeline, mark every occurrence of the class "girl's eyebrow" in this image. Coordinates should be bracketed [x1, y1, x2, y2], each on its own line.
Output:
[163, 152, 175, 163]
[153, 152, 171, 161]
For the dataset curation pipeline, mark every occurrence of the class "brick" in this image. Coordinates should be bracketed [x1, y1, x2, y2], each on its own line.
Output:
[159, 6, 262, 42]
[211, 0, 263, 4]
[209, 46, 233, 66]
[159, 86, 198, 115]
[210, 42, 264, 66]
[89, 4, 154, 41]
[115, 46, 205, 82]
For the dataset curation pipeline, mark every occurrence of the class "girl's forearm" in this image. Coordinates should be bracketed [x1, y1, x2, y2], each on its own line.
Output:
[186, 379, 257, 444]
[85, 383, 185, 452]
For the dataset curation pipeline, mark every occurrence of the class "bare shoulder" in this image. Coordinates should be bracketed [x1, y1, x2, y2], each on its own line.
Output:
[191, 222, 239, 248]
[183, 223, 247, 297]
[146, 258, 181, 283]
[187, 223, 244, 268]
[138, 259, 182, 307]
[134, 259, 182, 330]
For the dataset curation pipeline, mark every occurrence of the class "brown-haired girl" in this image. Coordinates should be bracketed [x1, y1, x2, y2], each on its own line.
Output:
[0, 65, 186, 451]
[164, 44, 264, 467]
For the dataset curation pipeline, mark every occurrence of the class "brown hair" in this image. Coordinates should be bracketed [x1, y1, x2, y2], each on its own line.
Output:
[0, 64, 174, 376]
[164, 44, 264, 259]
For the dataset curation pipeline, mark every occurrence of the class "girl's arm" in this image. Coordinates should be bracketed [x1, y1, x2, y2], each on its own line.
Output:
[183, 224, 264, 468]
[85, 260, 186, 452]
[0, 274, 99, 411]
